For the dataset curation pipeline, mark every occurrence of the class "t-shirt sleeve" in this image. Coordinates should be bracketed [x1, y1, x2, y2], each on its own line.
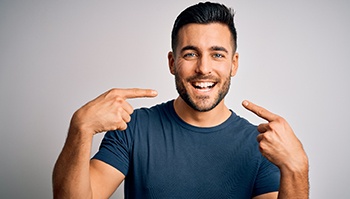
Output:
[92, 129, 132, 176]
[253, 156, 281, 197]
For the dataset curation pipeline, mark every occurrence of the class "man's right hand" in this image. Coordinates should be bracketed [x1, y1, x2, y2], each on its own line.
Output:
[70, 88, 158, 136]
[53, 88, 157, 198]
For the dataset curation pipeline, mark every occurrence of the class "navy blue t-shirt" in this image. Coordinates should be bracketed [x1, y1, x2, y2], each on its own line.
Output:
[93, 100, 280, 198]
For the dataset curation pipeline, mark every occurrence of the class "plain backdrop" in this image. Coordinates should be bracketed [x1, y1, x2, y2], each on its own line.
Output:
[1, 0, 349, 198]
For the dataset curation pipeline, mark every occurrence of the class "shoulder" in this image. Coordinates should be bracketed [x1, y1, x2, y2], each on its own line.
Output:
[128, 100, 174, 128]
[228, 111, 259, 136]
[132, 100, 173, 118]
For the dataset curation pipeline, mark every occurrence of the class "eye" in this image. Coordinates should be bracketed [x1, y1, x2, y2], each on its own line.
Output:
[184, 53, 196, 57]
[183, 52, 198, 59]
[213, 53, 224, 58]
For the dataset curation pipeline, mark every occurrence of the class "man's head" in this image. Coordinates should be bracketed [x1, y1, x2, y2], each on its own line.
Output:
[171, 2, 237, 55]
[168, 2, 239, 112]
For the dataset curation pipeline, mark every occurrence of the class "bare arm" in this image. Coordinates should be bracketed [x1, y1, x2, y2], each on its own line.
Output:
[243, 100, 309, 199]
[52, 88, 157, 198]
[90, 159, 125, 198]
[253, 192, 278, 199]
[52, 125, 95, 198]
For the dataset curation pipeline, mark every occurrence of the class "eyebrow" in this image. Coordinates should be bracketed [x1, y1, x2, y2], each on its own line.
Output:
[180, 45, 229, 54]
[211, 46, 229, 53]
[180, 45, 199, 53]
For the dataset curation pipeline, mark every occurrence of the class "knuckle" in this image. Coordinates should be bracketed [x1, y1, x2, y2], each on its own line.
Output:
[106, 88, 122, 99]
[275, 116, 284, 123]
[260, 133, 268, 140]
[115, 105, 124, 113]
[259, 141, 270, 151]
[110, 124, 118, 130]
[113, 120, 125, 130]
[132, 88, 140, 97]
[125, 115, 131, 123]
[280, 117, 287, 124]
[268, 122, 277, 129]
[264, 132, 273, 141]
[114, 110, 123, 121]
[257, 109, 264, 117]
[108, 88, 118, 95]
[259, 143, 266, 152]
[105, 89, 115, 99]
[106, 120, 117, 130]
[113, 96, 124, 105]
[257, 134, 263, 142]
[119, 122, 127, 131]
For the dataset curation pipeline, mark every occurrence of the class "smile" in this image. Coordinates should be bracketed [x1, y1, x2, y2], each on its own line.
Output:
[192, 81, 216, 91]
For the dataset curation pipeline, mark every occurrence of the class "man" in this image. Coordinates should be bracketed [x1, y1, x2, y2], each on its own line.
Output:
[53, 2, 309, 199]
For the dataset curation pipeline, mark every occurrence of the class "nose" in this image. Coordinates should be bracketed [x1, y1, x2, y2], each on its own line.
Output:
[195, 56, 212, 75]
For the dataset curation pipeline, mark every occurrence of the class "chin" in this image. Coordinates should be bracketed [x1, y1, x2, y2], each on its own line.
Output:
[185, 96, 222, 112]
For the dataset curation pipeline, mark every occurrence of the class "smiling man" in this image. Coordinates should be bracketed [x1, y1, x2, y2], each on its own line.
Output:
[169, 22, 238, 127]
[53, 2, 309, 199]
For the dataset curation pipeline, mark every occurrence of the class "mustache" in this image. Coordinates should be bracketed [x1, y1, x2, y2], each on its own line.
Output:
[186, 74, 220, 82]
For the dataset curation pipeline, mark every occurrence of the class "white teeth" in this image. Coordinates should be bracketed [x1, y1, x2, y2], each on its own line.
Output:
[194, 82, 214, 88]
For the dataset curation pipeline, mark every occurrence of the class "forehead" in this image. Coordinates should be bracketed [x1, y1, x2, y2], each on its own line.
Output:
[176, 23, 233, 52]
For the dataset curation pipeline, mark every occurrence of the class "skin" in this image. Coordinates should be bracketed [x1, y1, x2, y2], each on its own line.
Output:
[243, 100, 309, 199]
[52, 23, 309, 199]
[168, 23, 238, 127]
[52, 88, 157, 198]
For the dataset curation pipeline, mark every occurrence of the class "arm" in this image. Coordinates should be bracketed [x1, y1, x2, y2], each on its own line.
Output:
[253, 192, 278, 199]
[52, 88, 157, 198]
[243, 100, 309, 199]
[52, 124, 125, 198]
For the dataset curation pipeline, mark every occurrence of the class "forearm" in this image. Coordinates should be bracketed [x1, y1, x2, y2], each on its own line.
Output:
[51, 88, 154, 198]
[278, 158, 309, 199]
[52, 126, 94, 199]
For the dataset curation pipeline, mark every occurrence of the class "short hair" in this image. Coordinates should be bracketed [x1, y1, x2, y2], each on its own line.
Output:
[171, 2, 237, 53]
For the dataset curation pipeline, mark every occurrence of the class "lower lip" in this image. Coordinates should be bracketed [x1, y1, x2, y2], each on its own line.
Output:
[193, 86, 214, 93]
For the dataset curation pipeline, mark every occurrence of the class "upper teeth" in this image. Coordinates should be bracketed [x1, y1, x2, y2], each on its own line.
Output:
[194, 82, 214, 88]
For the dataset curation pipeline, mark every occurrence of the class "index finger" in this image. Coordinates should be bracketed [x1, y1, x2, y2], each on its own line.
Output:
[242, 100, 278, 122]
[121, 88, 158, 99]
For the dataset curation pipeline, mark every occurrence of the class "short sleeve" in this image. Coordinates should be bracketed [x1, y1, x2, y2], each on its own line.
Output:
[92, 129, 132, 176]
[253, 156, 281, 197]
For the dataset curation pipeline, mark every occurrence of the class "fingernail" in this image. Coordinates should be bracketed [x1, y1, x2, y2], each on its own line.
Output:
[152, 90, 158, 95]
[243, 100, 249, 106]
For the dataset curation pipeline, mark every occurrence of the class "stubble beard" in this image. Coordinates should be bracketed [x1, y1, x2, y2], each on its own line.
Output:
[175, 72, 231, 112]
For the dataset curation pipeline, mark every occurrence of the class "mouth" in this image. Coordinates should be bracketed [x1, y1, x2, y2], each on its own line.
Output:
[191, 81, 216, 92]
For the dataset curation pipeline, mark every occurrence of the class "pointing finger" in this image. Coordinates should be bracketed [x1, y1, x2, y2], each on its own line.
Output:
[118, 88, 158, 99]
[242, 100, 278, 122]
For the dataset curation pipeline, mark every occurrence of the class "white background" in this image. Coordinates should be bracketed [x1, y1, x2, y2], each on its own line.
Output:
[1, 0, 349, 198]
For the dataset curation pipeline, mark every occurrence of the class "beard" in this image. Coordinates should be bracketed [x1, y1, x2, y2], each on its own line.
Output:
[175, 72, 231, 112]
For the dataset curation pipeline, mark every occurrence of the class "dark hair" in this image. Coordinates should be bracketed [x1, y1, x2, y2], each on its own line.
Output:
[171, 2, 237, 53]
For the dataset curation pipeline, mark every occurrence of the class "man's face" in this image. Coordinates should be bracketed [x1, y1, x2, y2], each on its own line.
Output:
[168, 23, 239, 112]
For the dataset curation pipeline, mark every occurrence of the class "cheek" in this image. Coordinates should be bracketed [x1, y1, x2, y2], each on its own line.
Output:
[174, 60, 193, 75]
[217, 64, 232, 76]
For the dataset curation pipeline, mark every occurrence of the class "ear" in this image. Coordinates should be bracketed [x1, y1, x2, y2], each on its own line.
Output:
[168, 51, 175, 75]
[230, 52, 239, 77]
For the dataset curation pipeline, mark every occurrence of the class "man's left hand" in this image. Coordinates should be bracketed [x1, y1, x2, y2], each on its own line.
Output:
[242, 100, 308, 172]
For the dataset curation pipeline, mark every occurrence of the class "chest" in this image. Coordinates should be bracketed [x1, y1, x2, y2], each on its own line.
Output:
[127, 127, 260, 198]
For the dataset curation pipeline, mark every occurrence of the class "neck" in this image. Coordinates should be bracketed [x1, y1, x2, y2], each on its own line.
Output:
[173, 97, 231, 127]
